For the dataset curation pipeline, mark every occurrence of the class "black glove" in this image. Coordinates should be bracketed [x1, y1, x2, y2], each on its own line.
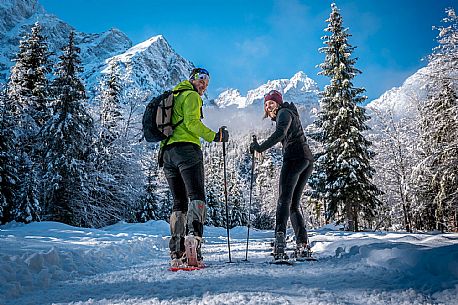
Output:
[250, 138, 261, 154]
[213, 127, 229, 142]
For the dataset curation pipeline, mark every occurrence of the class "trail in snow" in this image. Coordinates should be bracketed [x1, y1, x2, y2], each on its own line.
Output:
[1, 221, 458, 305]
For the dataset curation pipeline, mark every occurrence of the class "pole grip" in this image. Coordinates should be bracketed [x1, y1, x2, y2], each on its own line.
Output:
[222, 126, 227, 156]
[251, 135, 257, 156]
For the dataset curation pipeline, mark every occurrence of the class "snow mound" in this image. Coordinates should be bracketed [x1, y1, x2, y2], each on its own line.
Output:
[0, 221, 169, 299]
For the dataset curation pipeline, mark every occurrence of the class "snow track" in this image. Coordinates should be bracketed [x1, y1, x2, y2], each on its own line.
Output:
[1, 221, 457, 305]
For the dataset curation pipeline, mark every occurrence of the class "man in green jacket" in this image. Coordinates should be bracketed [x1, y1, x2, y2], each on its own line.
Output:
[162, 68, 228, 268]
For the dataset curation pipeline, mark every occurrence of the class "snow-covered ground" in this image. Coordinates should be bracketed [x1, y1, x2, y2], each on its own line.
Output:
[1, 221, 457, 305]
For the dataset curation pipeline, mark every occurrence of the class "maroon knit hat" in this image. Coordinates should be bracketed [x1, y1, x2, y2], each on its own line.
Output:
[264, 90, 283, 105]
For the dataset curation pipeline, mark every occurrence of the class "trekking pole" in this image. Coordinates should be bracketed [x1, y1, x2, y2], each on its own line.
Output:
[243, 135, 256, 261]
[222, 126, 232, 263]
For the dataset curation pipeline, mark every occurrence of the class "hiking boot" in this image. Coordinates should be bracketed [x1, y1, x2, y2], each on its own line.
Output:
[170, 251, 186, 267]
[273, 232, 288, 260]
[292, 243, 306, 258]
[291, 243, 314, 260]
[184, 234, 203, 267]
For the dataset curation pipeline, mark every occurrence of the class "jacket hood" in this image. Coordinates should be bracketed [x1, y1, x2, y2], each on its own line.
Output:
[281, 102, 299, 116]
[174, 80, 197, 92]
[271, 102, 298, 121]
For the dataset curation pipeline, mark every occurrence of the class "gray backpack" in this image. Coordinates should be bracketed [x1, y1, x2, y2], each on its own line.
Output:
[142, 89, 189, 142]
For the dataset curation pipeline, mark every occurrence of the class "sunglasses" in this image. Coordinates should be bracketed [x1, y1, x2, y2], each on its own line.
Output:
[191, 68, 210, 81]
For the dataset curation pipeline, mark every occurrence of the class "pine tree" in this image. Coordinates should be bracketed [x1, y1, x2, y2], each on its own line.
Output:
[314, 3, 381, 231]
[140, 162, 161, 221]
[41, 32, 95, 226]
[91, 67, 139, 225]
[13, 152, 41, 223]
[0, 87, 19, 224]
[7, 22, 51, 129]
[99, 69, 123, 144]
[255, 153, 278, 217]
[5, 22, 51, 223]
[227, 155, 248, 228]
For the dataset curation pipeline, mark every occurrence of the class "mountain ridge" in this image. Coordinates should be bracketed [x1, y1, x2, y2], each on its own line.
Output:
[214, 71, 320, 109]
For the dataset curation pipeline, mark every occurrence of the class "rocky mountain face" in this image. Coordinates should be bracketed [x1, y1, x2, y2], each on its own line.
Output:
[90, 35, 194, 99]
[1, 0, 133, 81]
[0, 0, 193, 100]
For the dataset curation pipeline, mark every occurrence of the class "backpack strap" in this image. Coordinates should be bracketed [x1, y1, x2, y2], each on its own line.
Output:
[169, 88, 192, 129]
[158, 88, 194, 167]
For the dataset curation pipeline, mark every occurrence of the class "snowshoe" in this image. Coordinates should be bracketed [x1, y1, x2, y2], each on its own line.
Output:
[169, 265, 205, 272]
[290, 243, 317, 261]
[270, 252, 294, 265]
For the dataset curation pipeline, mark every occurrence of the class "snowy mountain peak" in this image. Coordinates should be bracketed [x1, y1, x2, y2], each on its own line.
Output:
[214, 71, 320, 109]
[108, 35, 171, 64]
[212, 88, 246, 108]
[118, 35, 165, 58]
[366, 65, 433, 118]
[97, 34, 194, 98]
[285, 71, 319, 92]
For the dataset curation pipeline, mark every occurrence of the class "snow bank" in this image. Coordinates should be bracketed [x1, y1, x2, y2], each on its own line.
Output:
[0, 221, 169, 299]
[311, 230, 458, 293]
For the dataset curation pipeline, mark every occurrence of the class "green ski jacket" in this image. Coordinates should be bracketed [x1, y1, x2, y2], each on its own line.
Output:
[161, 80, 216, 147]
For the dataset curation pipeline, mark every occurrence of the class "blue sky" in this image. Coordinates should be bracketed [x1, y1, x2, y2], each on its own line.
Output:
[40, 0, 456, 101]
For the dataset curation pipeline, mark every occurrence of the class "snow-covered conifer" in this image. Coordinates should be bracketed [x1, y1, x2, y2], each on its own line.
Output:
[7, 22, 51, 129]
[12, 152, 41, 223]
[99, 68, 123, 144]
[5, 22, 51, 223]
[411, 8, 458, 232]
[227, 148, 248, 228]
[204, 144, 226, 227]
[90, 66, 141, 225]
[41, 32, 96, 226]
[314, 3, 381, 231]
[137, 153, 171, 222]
[0, 88, 19, 224]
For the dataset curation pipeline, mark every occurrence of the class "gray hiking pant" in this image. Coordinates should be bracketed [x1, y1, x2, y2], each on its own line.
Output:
[163, 143, 207, 253]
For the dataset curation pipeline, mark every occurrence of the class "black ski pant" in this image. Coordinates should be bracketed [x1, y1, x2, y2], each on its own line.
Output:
[162, 142, 206, 237]
[275, 157, 314, 244]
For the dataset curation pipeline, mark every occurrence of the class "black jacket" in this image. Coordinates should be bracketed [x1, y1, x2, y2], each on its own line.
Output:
[258, 102, 313, 161]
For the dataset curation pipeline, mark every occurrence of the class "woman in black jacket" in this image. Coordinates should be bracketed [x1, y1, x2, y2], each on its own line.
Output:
[250, 90, 314, 261]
